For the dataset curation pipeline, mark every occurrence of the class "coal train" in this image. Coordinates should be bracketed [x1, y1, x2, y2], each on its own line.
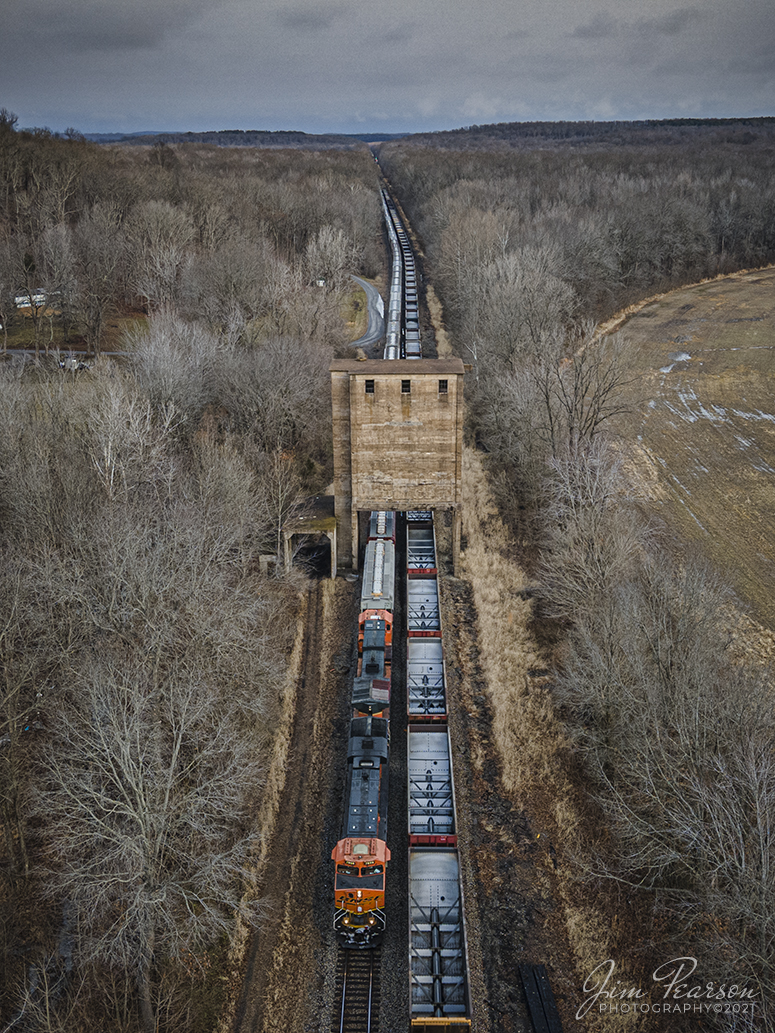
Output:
[381, 189, 421, 360]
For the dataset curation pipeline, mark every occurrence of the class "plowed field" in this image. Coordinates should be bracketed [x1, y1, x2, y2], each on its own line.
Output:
[607, 267, 775, 629]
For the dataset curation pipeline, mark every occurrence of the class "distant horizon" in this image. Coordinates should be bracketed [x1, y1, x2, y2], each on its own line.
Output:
[14, 114, 775, 142]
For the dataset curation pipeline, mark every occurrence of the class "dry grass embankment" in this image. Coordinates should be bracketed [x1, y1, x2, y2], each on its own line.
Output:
[459, 449, 651, 1031]
[425, 284, 453, 358]
[217, 587, 308, 1033]
[343, 280, 370, 341]
[459, 450, 545, 793]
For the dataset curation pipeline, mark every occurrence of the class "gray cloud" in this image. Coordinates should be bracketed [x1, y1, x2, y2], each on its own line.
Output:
[0, 0, 771, 135]
[572, 12, 619, 40]
[273, 4, 351, 33]
[572, 6, 702, 43]
[637, 8, 702, 36]
[21, 0, 221, 51]
[382, 24, 417, 46]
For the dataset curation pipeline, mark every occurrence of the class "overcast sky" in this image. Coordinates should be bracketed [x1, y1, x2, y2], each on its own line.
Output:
[1, 0, 773, 135]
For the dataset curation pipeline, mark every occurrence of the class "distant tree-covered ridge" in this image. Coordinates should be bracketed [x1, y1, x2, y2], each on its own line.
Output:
[401, 116, 775, 150]
[81, 129, 410, 149]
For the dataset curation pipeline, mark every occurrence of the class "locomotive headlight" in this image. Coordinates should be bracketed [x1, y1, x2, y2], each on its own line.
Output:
[368, 916, 376, 926]
[342, 917, 350, 925]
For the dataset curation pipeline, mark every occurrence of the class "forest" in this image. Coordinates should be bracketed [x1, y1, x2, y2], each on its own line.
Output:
[399, 116, 775, 152]
[379, 127, 775, 1030]
[0, 111, 383, 1032]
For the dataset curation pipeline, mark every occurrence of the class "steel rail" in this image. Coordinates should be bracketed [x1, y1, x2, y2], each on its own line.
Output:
[337, 949, 380, 1033]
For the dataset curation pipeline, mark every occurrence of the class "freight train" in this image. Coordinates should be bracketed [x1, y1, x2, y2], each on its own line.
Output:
[331, 182, 471, 1026]
[331, 513, 397, 947]
[331, 190, 410, 948]
[381, 189, 421, 359]
[406, 512, 471, 1026]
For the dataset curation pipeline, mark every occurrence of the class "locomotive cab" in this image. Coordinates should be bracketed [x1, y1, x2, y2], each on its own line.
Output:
[332, 837, 391, 946]
[358, 609, 393, 650]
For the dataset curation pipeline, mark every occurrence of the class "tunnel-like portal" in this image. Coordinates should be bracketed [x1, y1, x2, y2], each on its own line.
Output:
[282, 496, 337, 579]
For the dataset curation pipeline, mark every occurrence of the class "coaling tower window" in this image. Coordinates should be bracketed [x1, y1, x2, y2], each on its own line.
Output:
[401, 380, 411, 394]
[365, 379, 375, 395]
[438, 379, 448, 395]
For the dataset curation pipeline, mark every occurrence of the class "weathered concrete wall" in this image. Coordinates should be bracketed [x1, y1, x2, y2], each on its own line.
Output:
[330, 359, 465, 568]
[331, 370, 354, 568]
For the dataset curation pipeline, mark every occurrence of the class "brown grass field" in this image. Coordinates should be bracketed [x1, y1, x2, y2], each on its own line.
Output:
[605, 267, 775, 631]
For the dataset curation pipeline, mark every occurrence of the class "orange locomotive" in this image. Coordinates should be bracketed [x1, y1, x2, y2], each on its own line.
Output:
[331, 514, 395, 948]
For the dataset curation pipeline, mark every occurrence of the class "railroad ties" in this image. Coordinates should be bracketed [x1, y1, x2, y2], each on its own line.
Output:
[519, 964, 564, 1033]
[337, 949, 381, 1033]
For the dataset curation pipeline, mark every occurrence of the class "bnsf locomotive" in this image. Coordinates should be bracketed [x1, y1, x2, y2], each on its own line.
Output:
[331, 511, 396, 947]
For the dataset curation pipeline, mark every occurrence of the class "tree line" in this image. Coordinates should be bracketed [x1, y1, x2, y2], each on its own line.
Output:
[378, 134, 775, 1029]
[397, 116, 775, 152]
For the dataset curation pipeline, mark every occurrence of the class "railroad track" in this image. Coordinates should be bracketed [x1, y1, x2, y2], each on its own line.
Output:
[336, 949, 381, 1033]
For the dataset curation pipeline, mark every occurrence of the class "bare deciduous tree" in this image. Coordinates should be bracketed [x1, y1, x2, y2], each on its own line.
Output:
[128, 200, 195, 310]
[38, 667, 264, 1033]
[539, 437, 649, 620]
[532, 330, 632, 457]
[0, 230, 17, 351]
[72, 203, 125, 355]
[553, 546, 775, 1025]
[304, 223, 351, 290]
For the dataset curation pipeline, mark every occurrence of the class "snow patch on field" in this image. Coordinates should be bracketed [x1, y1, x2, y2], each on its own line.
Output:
[678, 387, 731, 423]
[661, 386, 737, 425]
[669, 473, 693, 496]
[663, 401, 697, 423]
[731, 408, 775, 423]
[674, 494, 708, 532]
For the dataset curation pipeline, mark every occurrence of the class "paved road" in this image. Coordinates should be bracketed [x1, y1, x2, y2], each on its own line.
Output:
[350, 275, 384, 355]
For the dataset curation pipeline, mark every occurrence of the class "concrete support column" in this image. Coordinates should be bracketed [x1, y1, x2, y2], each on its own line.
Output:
[331, 369, 354, 571]
[283, 531, 292, 573]
[328, 530, 337, 579]
[351, 509, 360, 571]
[335, 498, 353, 572]
[452, 508, 462, 578]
